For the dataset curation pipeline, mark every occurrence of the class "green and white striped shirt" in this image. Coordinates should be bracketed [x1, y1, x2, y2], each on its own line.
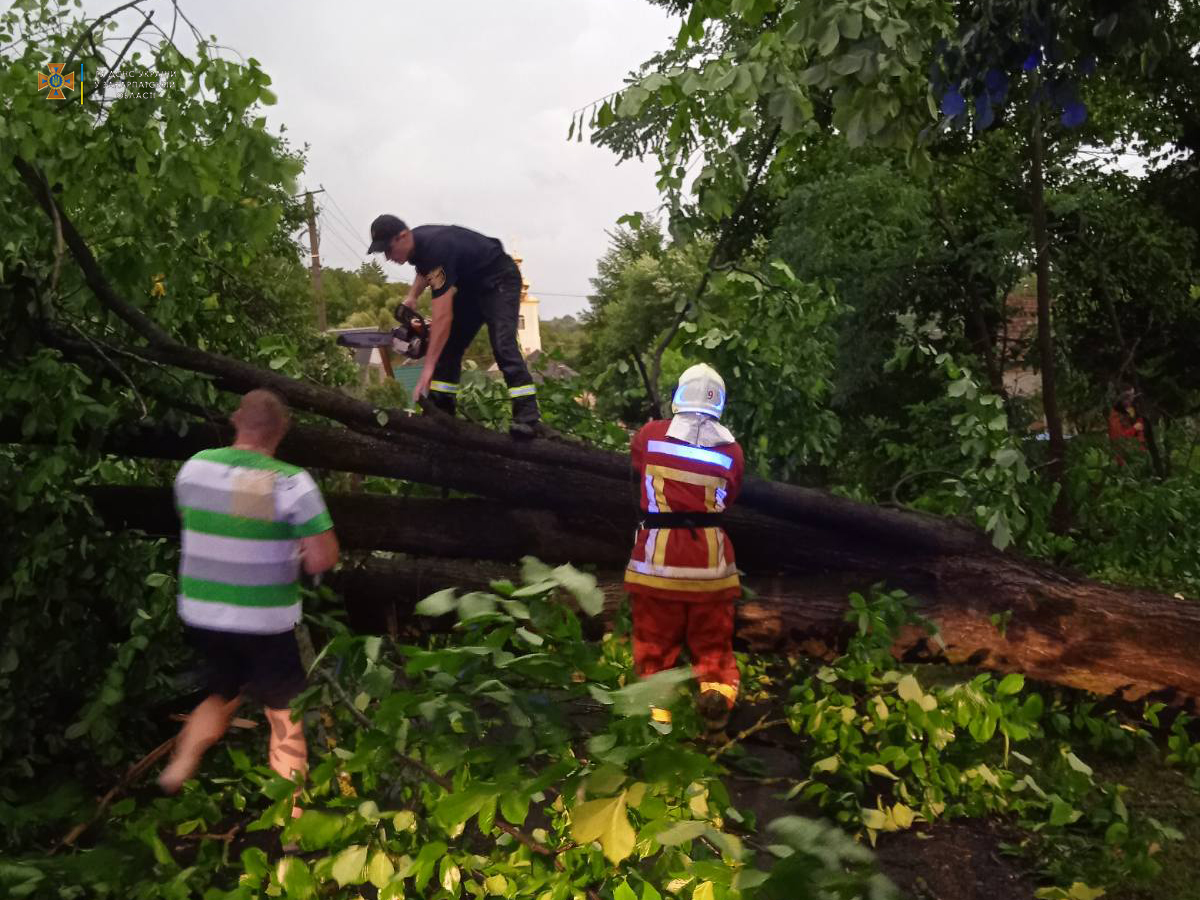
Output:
[174, 447, 333, 634]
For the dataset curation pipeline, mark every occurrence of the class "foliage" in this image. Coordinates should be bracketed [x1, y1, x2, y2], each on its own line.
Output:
[776, 586, 1180, 891]
[0, 0, 354, 789]
[586, 0, 955, 236]
[578, 220, 707, 425]
[884, 323, 1040, 549]
[682, 260, 841, 480]
[4, 562, 898, 900]
[455, 358, 633, 454]
[324, 261, 412, 330]
[538, 316, 587, 368]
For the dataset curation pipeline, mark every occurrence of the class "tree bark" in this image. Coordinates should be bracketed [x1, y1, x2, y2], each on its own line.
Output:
[84, 484, 1200, 705]
[4, 412, 988, 565]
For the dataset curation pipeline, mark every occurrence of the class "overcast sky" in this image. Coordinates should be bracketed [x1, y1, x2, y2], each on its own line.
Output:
[86, 0, 679, 317]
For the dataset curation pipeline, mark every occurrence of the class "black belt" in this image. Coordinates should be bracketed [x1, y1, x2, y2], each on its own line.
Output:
[639, 512, 723, 529]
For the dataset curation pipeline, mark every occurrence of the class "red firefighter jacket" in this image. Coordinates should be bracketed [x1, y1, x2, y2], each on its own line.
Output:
[1108, 405, 1146, 446]
[624, 419, 745, 603]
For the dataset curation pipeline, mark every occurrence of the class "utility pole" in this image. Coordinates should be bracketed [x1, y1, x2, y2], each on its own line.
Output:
[303, 188, 327, 331]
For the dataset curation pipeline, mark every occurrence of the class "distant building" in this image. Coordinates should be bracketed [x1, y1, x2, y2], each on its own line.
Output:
[1001, 287, 1040, 400]
[512, 256, 542, 355]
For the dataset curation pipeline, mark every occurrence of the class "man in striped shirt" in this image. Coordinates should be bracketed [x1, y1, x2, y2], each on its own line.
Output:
[158, 390, 339, 795]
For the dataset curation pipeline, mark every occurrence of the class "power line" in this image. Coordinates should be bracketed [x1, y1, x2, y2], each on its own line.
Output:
[319, 211, 361, 252]
[321, 187, 364, 240]
[316, 201, 362, 250]
[318, 211, 366, 264]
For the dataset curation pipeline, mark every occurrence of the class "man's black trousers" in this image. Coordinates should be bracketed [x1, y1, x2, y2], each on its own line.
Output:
[428, 256, 539, 424]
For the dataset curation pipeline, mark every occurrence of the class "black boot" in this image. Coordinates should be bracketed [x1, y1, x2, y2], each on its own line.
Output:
[509, 395, 540, 438]
[697, 690, 731, 744]
[428, 392, 456, 417]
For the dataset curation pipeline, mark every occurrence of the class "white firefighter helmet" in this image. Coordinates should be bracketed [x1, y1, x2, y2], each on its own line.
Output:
[671, 363, 726, 419]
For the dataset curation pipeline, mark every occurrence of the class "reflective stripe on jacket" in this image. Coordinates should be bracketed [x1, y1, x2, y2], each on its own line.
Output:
[624, 419, 744, 602]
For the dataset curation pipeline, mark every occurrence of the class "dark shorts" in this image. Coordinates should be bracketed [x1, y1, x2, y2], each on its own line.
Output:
[185, 626, 306, 710]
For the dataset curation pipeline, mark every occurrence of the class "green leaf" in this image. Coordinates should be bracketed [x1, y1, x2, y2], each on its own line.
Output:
[994, 447, 1022, 468]
[440, 858, 461, 894]
[997, 673, 1024, 695]
[435, 785, 495, 828]
[415, 589, 457, 616]
[331, 844, 368, 887]
[818, 20, 840, 56]
[897, 674, 923, 702]
[285, 810, 344, 850]
[1049, 798, 1082, 827]
[551, 563, 605, 615]
[1105, 821, 1128, 845]
[617, 86, 651, 118]
[1064, 751, 1093, 777]
[608, 667, 692, 716]
[457, 591, 497, 621]
[494, 787, 529, 828]
[276, 857, 316, 899]
[693, 883, 717, 900]
[831, 53, 863, 76]
[485, 873, 510, 896]
[656, 820, 709, 845]
[1093, 13, 1119, 37]
[367, 850, 396, 889]
[615, 882, 639, 900]
[839, 10, 863, 39]
[798, 64, 827, 86]
[812, 755, 840, 773]
[515, 626, 543, 646]
[570, 790, 636, 864]
[241, 847, 269, 879]
[411, 840, 447, 892]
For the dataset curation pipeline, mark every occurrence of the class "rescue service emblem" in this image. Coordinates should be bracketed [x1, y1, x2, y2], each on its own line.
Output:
[428, 267, 447, 291]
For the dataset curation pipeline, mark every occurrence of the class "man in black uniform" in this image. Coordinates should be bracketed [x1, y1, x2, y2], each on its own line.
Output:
[367, 214, 540, 435]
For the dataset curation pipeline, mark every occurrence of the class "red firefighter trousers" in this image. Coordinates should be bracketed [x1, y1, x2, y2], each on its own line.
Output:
[631, 593, 739, 707]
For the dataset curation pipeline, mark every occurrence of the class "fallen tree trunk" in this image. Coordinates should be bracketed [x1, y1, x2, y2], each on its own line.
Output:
[43, 424, 919, 574]
[10, 166, 1200, 705]
[86, 484, 1200, 704]
[87, 485, 630, 565]
[335, 558, 1200, 705]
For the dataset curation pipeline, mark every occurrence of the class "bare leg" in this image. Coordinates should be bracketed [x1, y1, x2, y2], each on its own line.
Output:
[158, 694, 241, 793]
[266, 706, 307, 818]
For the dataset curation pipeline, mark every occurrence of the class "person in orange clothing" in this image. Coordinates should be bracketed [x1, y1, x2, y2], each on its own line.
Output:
[625, 363, 745, 740]
[1108, 384, 1146, 466]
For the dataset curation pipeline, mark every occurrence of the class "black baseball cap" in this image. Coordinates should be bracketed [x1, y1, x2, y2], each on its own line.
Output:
[368, 214, 408, 253]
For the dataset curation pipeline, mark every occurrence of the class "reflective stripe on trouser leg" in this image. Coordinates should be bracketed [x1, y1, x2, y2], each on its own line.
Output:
[430, 381, 460, 394]
[508, 383, 537, 398]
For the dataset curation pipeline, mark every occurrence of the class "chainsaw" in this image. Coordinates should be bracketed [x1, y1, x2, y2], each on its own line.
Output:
[390, 304, 429, 360]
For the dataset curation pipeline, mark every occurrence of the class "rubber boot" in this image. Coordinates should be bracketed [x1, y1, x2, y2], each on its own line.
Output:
[697, 690, 731, 744]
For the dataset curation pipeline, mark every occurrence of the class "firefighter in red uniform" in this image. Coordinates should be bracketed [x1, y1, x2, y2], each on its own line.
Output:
[625, 364, 744, 740]
[1108, 384, 1146, 466]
